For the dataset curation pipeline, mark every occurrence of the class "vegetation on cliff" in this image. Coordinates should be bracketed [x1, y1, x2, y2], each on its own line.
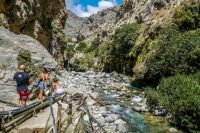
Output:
[98, 23, 140, 75]
[68, 2, 200, 132]
[146, 73, 200, 132]
[144, 3, 200, 132]
[144, 24, 200, 84]
[17, 50, 43, 79]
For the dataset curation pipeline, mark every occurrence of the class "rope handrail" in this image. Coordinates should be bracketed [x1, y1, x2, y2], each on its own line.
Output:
[1, 92, 108, 133]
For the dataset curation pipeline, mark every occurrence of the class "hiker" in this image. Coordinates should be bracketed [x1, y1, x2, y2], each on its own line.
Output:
[14, 65, 31, 107]
[37, 68, 51, 100]
[52, 78, 64, 94]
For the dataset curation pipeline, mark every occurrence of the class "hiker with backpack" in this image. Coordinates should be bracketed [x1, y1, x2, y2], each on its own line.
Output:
[14, 65, 31, 107]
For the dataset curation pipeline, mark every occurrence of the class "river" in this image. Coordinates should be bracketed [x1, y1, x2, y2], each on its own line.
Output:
[60, 71, 181, 133]
[98, 86, 176, 133]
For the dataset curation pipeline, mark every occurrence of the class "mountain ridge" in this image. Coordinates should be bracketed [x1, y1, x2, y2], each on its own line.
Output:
[65, 7, 119, 42]
[65, 0, 186, 45]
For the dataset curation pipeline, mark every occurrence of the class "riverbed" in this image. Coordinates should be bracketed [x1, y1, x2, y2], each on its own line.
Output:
[99, 86, 176, 133]
[60, 71, 181, 133]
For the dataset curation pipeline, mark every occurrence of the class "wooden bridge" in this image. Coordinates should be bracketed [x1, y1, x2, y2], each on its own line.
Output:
[0, 92, 107, 133]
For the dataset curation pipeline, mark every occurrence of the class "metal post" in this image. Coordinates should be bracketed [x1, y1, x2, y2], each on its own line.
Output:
[0, 119, 3, 130]
[57, 104, 62, 133]
[85, 104, 94, 132]
[68, 102, 73, 124]
[49, 94, 57, 133]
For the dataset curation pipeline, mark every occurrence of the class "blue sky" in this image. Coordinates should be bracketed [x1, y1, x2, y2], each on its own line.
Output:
[66, 0, 123, 17]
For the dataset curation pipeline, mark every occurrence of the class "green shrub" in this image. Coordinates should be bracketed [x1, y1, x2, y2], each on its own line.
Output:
[99, 23, 140, 74]
[146, 88, 163, 109]
[144, 25, 200, 84]
[146, 73, 200, 132]
[76, 42, 87, 52]
[17, 50, 32, 71]
[17, 50, 43, 79]
[85, 36, 101, 53]
[72, 52, 96, 71]
[65, 44, 76, 59]
[135, 3, 200, 84]
[111, 23, 140, 56]
[173, 3, 200, 31]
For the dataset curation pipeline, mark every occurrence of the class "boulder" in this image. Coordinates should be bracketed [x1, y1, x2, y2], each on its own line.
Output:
[132, 105, 149, 112]
[153, 107, 167, 116]
[115, 119, 127, 133]
[101, 111, 111, 118]
[0, 28, 57, 69]
[131, 96, 143, 103]
[0, 28, 57, 103]
[168, 127, 178, 133]
[105, 114, 119, 123]
[132, 99, 149, 112]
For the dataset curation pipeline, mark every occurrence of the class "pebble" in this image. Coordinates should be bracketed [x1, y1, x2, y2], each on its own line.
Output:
[83, 115, 89, 121]
[105, 114, 119, 123]
[101, 111, 111, 118]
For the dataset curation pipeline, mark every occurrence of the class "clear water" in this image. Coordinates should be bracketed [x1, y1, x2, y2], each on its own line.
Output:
[99, 88, 182, 133]
[109, 105, 170, 133]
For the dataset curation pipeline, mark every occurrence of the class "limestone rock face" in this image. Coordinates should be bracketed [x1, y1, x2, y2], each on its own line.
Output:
[64, 10, 86, 40]
[64, 7, 119, 43]
[0, 28, 57, 103]
[0, 0, 67, 65]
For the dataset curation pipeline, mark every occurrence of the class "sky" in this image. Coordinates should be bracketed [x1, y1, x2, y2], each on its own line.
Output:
[66, 0, 123, 17]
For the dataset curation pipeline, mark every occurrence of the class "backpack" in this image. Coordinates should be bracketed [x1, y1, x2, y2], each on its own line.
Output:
[14, 72, 29, 91]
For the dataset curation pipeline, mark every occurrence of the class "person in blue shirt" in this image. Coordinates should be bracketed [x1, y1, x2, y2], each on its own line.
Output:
[14, 65, 31, 107]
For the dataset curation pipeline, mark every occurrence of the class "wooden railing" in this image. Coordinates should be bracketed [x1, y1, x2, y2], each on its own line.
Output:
[0, 93, 107, 133]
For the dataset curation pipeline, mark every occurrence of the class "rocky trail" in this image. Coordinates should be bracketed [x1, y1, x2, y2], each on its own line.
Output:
[0, 71, 128, 133]
[0, 70, 181, 133]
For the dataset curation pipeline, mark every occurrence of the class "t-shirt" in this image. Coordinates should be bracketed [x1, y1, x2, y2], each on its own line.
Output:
[14, 72, 30, 91]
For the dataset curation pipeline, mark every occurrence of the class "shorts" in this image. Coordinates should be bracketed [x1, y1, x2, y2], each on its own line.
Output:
[38, 82, 45, 90]
[17, 90, 30, 101]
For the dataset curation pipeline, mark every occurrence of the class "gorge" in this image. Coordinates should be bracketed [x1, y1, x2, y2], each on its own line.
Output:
[0, 0, 200, 132]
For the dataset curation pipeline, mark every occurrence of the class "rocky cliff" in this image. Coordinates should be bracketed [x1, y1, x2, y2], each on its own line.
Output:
[65, 7, 119, 43]
[0, 0, 67, 66]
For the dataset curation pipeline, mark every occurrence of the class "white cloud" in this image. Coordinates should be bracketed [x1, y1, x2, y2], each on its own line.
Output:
[99, 0, 115, 8]
[66, 0, 118, 17]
